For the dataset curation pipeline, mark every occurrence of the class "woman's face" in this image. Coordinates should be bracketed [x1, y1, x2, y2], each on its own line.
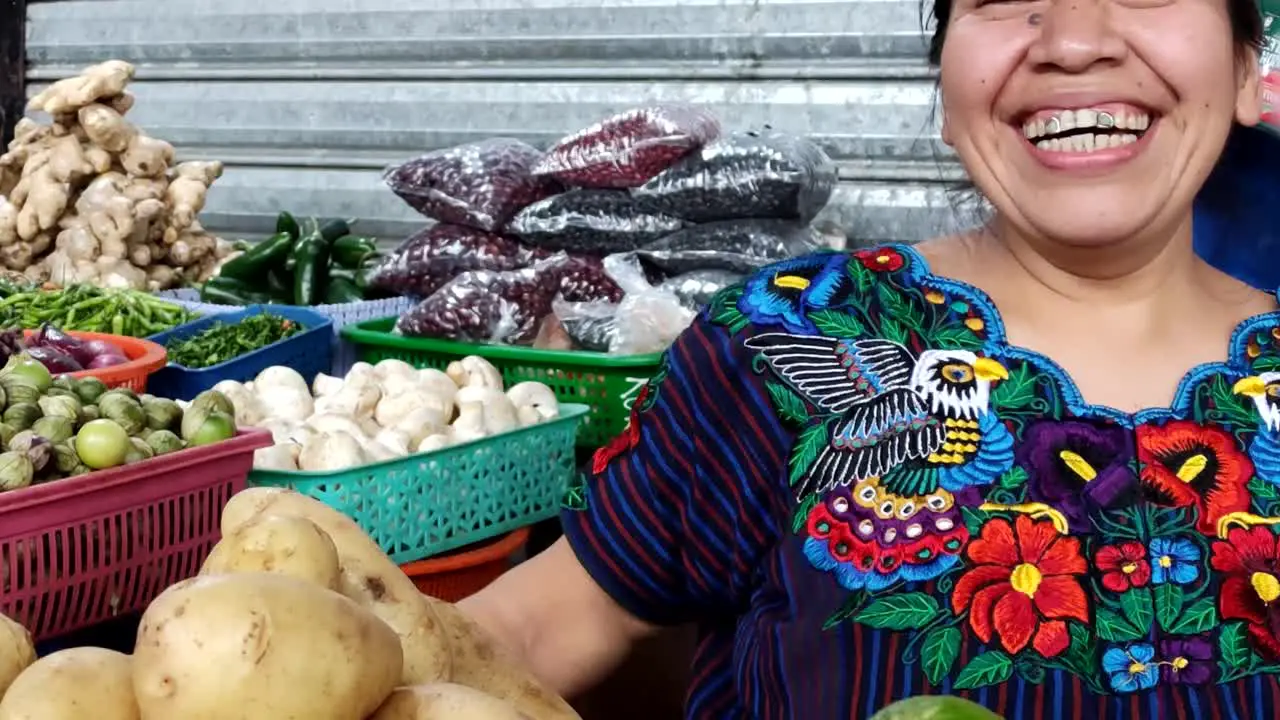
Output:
[939, 0, 1261, 249]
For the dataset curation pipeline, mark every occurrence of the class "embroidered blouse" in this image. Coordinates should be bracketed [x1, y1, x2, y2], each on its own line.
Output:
[560, 244, 1280, 719]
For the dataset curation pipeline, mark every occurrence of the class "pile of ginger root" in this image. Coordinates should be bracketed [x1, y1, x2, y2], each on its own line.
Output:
[0, 59, 236, 291]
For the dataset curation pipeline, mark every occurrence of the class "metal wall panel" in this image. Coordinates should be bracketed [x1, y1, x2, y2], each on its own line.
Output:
[24, 0, 968, 245]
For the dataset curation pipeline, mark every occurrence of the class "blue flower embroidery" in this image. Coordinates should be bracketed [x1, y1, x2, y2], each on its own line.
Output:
[739, 253, 850, 334]
[1148, 538, 1201, 585]
[1103, 643, 1160, 693]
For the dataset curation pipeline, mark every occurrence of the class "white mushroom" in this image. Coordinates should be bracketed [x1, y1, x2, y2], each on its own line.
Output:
[416, 433, 453, 453]
[455, 386, 519, 435]
[506, 382, 560, 426]
[446, 356, 503, 390]
[253, 442, 300, 471]
[451, 402, 489, 444]
[311, 373, 345, 397]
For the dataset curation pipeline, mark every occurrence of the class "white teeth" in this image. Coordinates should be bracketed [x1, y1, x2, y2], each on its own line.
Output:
[1035, 133, 1139, 152]
[1022, 107, 1151, 141]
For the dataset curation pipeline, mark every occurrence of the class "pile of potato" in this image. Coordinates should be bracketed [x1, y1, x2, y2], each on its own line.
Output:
[0, 487, 579, 719]
[0, 60, 233, 291]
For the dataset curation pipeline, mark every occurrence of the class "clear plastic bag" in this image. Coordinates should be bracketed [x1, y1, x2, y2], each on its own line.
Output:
[559, 255, 624, 303]
[552, 254, 695, 355]
[368, 224, 537, 298]
[383, 139, 560, 231]
[395, 254, 571, 345]
[551, 298, 618, 353]
[634, 219, 824, 275]
[657, 269, 745, 310]
[532, 105, 721, 188]
[633, 131, 837, 223]
[507, 189, 687, 254]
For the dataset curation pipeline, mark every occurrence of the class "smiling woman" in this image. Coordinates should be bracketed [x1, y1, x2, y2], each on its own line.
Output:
[453, 0, 1280, 716]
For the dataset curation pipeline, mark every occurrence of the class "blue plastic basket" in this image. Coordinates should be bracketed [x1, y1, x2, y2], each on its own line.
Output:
[155, 289, 414, 375]
[145, 306, 333, 401]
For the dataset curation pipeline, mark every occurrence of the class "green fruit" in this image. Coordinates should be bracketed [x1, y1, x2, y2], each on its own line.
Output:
[75, 419, 130, 470]
[870, 697, 1004, 720]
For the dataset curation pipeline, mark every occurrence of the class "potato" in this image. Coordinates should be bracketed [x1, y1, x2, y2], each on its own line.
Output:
[219, 487, 452, 684]
[133, 573, 402, 720]
[369, 683, 528, 720]
[200, 514, 341, 590]
[0, 647, 137, 720]
[0, 613, 34, 698]
[425, 597, 581, 720]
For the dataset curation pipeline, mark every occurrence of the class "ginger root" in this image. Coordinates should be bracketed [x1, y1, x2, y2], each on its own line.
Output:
[28, 60, 135, 115]
[78, 104, 136, 154]
[164, 161, 223, 240]
[121, 134, 174, 178]
[16, 168, 70, 242]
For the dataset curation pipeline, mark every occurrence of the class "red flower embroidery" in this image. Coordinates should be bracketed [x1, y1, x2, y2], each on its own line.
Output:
[1211, 527, 1280, 660]
[1136, 420, 1252, 535]
[855, 248, 905, 273]
[1095, 542, 1152, 592]
[590, 385, 650, 475]
[951, 516, 1089, 657]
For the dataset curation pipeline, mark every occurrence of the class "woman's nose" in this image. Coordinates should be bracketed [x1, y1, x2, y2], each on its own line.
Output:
[1025, 0, 1128, 73]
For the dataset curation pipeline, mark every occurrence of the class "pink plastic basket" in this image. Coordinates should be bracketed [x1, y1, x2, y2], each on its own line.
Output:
[0, 429, 272, 640]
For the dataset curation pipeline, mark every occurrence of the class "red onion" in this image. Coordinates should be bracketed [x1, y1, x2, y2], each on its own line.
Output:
[86, 354, 128, 369]
[81, 339, 125, 359]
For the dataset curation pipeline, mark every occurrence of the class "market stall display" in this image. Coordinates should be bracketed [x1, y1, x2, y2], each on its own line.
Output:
[145, 306, 332, 401]
[0, 61, 234, 291]
[0, 284, 195, 337]
[0, 487, 582, 719]
[224, 359, 581, 560]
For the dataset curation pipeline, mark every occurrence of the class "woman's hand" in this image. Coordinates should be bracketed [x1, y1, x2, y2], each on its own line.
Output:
[458, 538, 659, 698]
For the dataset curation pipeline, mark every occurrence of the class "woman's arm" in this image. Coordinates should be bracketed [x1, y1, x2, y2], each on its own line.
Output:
[458, 538, 657, 697]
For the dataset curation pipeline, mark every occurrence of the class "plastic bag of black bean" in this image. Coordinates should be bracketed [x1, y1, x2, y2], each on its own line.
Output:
[532, 105, 721, 188]
[632, 131, 837, 223]
[383, 139, 561, 231]
[634, 219, 824, 275]
[395, 254, 572, 345]
[507, 189, 687, 254]
[368, 224, 539, 298]
[552, 298, 619, 353]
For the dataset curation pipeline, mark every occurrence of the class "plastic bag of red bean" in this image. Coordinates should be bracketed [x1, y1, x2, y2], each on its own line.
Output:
[559, 256, 624, 303]
[507, 189, 687, 254]
[383, 139, 561, 231]
[532, 105, 722, 188]
[634, 219, 824, 275]
[632, 131, 837, 224]
[368, 224, 538, 298]
[395, 255, 574, 345]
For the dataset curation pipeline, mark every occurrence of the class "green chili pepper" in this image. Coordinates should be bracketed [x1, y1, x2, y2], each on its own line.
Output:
[275, 211, 302, 241]
[200, 277, 274, 306]
[291, 236, 330, 306]
[323, 277, 364, 304]
[318, 219, 352, 244]
[266, 268, 292, 302]
[216, 232, 294, 282]
[330, 235, 378, 269]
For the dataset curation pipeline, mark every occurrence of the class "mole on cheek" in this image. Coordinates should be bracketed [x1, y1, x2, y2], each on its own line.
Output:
[1027, 12, 1042, 25]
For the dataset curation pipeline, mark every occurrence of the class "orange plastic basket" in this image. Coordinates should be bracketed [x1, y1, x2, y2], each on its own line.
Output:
[22, 330, 167, 393]
[401, 528, 530, 603]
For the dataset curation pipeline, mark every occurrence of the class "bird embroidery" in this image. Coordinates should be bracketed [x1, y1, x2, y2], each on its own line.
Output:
[1221, 373, 1280, 537]
[745, 332, 1015, 498]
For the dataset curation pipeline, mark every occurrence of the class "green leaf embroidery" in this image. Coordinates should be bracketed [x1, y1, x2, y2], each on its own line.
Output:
[961, 507, 990, 536]
[1250, 477, 1279, 500]
[877, 284, 925, 330]
[1095, 607, 1144, 642]
[846, 258, 875, 294]
[1119, 589, 1153, 634]
[991, 364, 1037, 410]
[767, 382, 809, 426]
[921, 627, 962, 685]
[1254, 356, 1280, 372]
[561, 473, 588, 511]
[1220, 622, 1258, 669]
[1169, 598, 1219, 635]
[931, 325, 985, 351]
[1209, 375, 1260, 430]
[708, 287, 750, 334]
[792, 494, 819, 534]
[789, 422, 829, 488]
[954, 651, 1014, 690]
[1154, 584, 1184, 632]
[810, 310, 866, 339]
[823, 590, 869, 630]
[880, 317, 910, 346]
[997, 466, 1029, 490]
[853, 592, 941, 630]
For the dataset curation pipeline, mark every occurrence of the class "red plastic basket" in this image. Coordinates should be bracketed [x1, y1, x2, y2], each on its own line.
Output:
[400, 528, 529, 603]
[21, 330, 167, 393]
[0, 428, 272, 640]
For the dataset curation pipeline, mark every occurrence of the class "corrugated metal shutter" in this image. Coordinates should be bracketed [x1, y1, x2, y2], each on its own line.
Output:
[24, 0, 970, 246]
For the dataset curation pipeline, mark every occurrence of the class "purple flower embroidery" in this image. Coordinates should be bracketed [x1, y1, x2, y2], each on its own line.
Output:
[1158, 637, 1216, 685]
[1017, 420, 1138, 531]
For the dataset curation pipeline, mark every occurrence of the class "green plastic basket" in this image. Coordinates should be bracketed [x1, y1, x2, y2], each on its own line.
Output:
[341, 318, 662, 448]
[247, 404, 588, 564]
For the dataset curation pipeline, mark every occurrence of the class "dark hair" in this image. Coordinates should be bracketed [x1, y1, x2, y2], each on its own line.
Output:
[925, 0, 1263, 66]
